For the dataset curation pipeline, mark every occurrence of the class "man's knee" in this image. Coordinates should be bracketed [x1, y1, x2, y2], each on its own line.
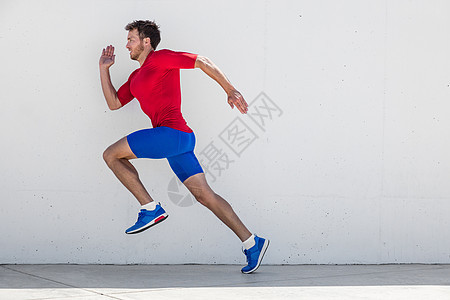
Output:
[103, 146, 117, 166]
[190, 187, 215, 206]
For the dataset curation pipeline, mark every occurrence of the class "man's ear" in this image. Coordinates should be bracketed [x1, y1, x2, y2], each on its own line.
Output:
[143, 37, 151, 47]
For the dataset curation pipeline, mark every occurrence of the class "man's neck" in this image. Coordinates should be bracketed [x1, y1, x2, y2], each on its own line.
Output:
[138, 48, 154, 66]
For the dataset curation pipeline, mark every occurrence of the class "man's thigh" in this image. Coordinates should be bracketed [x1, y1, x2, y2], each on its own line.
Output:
[105, 136, 137, 160]
[167, 151, 204, 183]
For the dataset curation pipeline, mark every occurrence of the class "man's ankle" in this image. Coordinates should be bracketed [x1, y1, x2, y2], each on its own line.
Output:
[141, 201, 157, 211]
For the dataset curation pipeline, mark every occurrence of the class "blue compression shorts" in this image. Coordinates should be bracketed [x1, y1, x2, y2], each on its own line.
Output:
[127, 127, 204, 182]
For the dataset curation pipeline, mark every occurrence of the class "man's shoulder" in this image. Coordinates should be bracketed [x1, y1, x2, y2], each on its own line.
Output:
[130, 68, 140, 76]
[154, 49, 173, 54]
[126, 68, 140, 80]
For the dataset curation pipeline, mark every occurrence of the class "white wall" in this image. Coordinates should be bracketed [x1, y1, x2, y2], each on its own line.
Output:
[1, 0, 450, 264]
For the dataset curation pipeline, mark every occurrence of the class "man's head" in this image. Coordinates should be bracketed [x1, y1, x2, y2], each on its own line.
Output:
[125, 20, 161, 61]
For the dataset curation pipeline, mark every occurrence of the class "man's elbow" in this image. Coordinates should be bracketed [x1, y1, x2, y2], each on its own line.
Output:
[108, 100, 122, 111]
[195, 55, 212, 69]
[109, 105, 121, 111]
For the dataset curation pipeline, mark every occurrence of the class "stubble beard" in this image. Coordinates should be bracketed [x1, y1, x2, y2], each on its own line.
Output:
[130, 42, 145, 61]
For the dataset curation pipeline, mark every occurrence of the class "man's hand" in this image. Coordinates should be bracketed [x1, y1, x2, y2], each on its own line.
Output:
[99, 45, 115, 69]
[227, 89, 248, 114]
[99, 45, 122, 110]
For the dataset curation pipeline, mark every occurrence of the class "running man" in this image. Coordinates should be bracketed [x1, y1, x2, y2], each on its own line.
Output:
[99, 20, 268, 273]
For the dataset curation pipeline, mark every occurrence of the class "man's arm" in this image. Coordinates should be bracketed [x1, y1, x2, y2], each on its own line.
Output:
[99, 45, 122, 110]
[195, 55, 248, 114]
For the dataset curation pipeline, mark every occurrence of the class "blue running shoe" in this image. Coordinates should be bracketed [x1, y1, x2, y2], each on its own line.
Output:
[241, 235, 269, 274]
[125, 203, 168, 234]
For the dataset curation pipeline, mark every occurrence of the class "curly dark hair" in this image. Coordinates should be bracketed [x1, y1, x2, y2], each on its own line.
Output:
[125, 20, 161, 50]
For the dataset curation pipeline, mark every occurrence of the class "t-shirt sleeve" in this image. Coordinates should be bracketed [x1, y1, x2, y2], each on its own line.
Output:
[116, 71, 136, 106]
[159, 49, 198, 69]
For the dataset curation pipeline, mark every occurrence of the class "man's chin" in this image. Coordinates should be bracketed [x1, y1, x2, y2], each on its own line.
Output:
[130, 53, 138, 60]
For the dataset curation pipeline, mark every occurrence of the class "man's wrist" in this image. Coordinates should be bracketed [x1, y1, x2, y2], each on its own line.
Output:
[225, 85, 236, 95]
[99, 65, 110, 72]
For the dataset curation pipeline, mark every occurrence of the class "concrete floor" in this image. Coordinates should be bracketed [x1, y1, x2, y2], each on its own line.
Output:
[1, 264, 450, 300]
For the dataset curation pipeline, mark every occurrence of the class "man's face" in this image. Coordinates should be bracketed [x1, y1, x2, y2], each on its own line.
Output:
[126, 29, 145, 61]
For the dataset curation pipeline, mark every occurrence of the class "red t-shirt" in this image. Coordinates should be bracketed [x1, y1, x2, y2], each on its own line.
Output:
[117, 49, 198, 133]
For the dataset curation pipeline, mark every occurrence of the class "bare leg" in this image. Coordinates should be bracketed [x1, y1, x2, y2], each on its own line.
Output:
[183, 173, 252, 242]
[103, 137, 153, 205]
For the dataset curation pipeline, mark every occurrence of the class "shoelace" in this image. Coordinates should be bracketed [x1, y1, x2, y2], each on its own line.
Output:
[243, 249, 251, 263]
[137, 210, 146, 221]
